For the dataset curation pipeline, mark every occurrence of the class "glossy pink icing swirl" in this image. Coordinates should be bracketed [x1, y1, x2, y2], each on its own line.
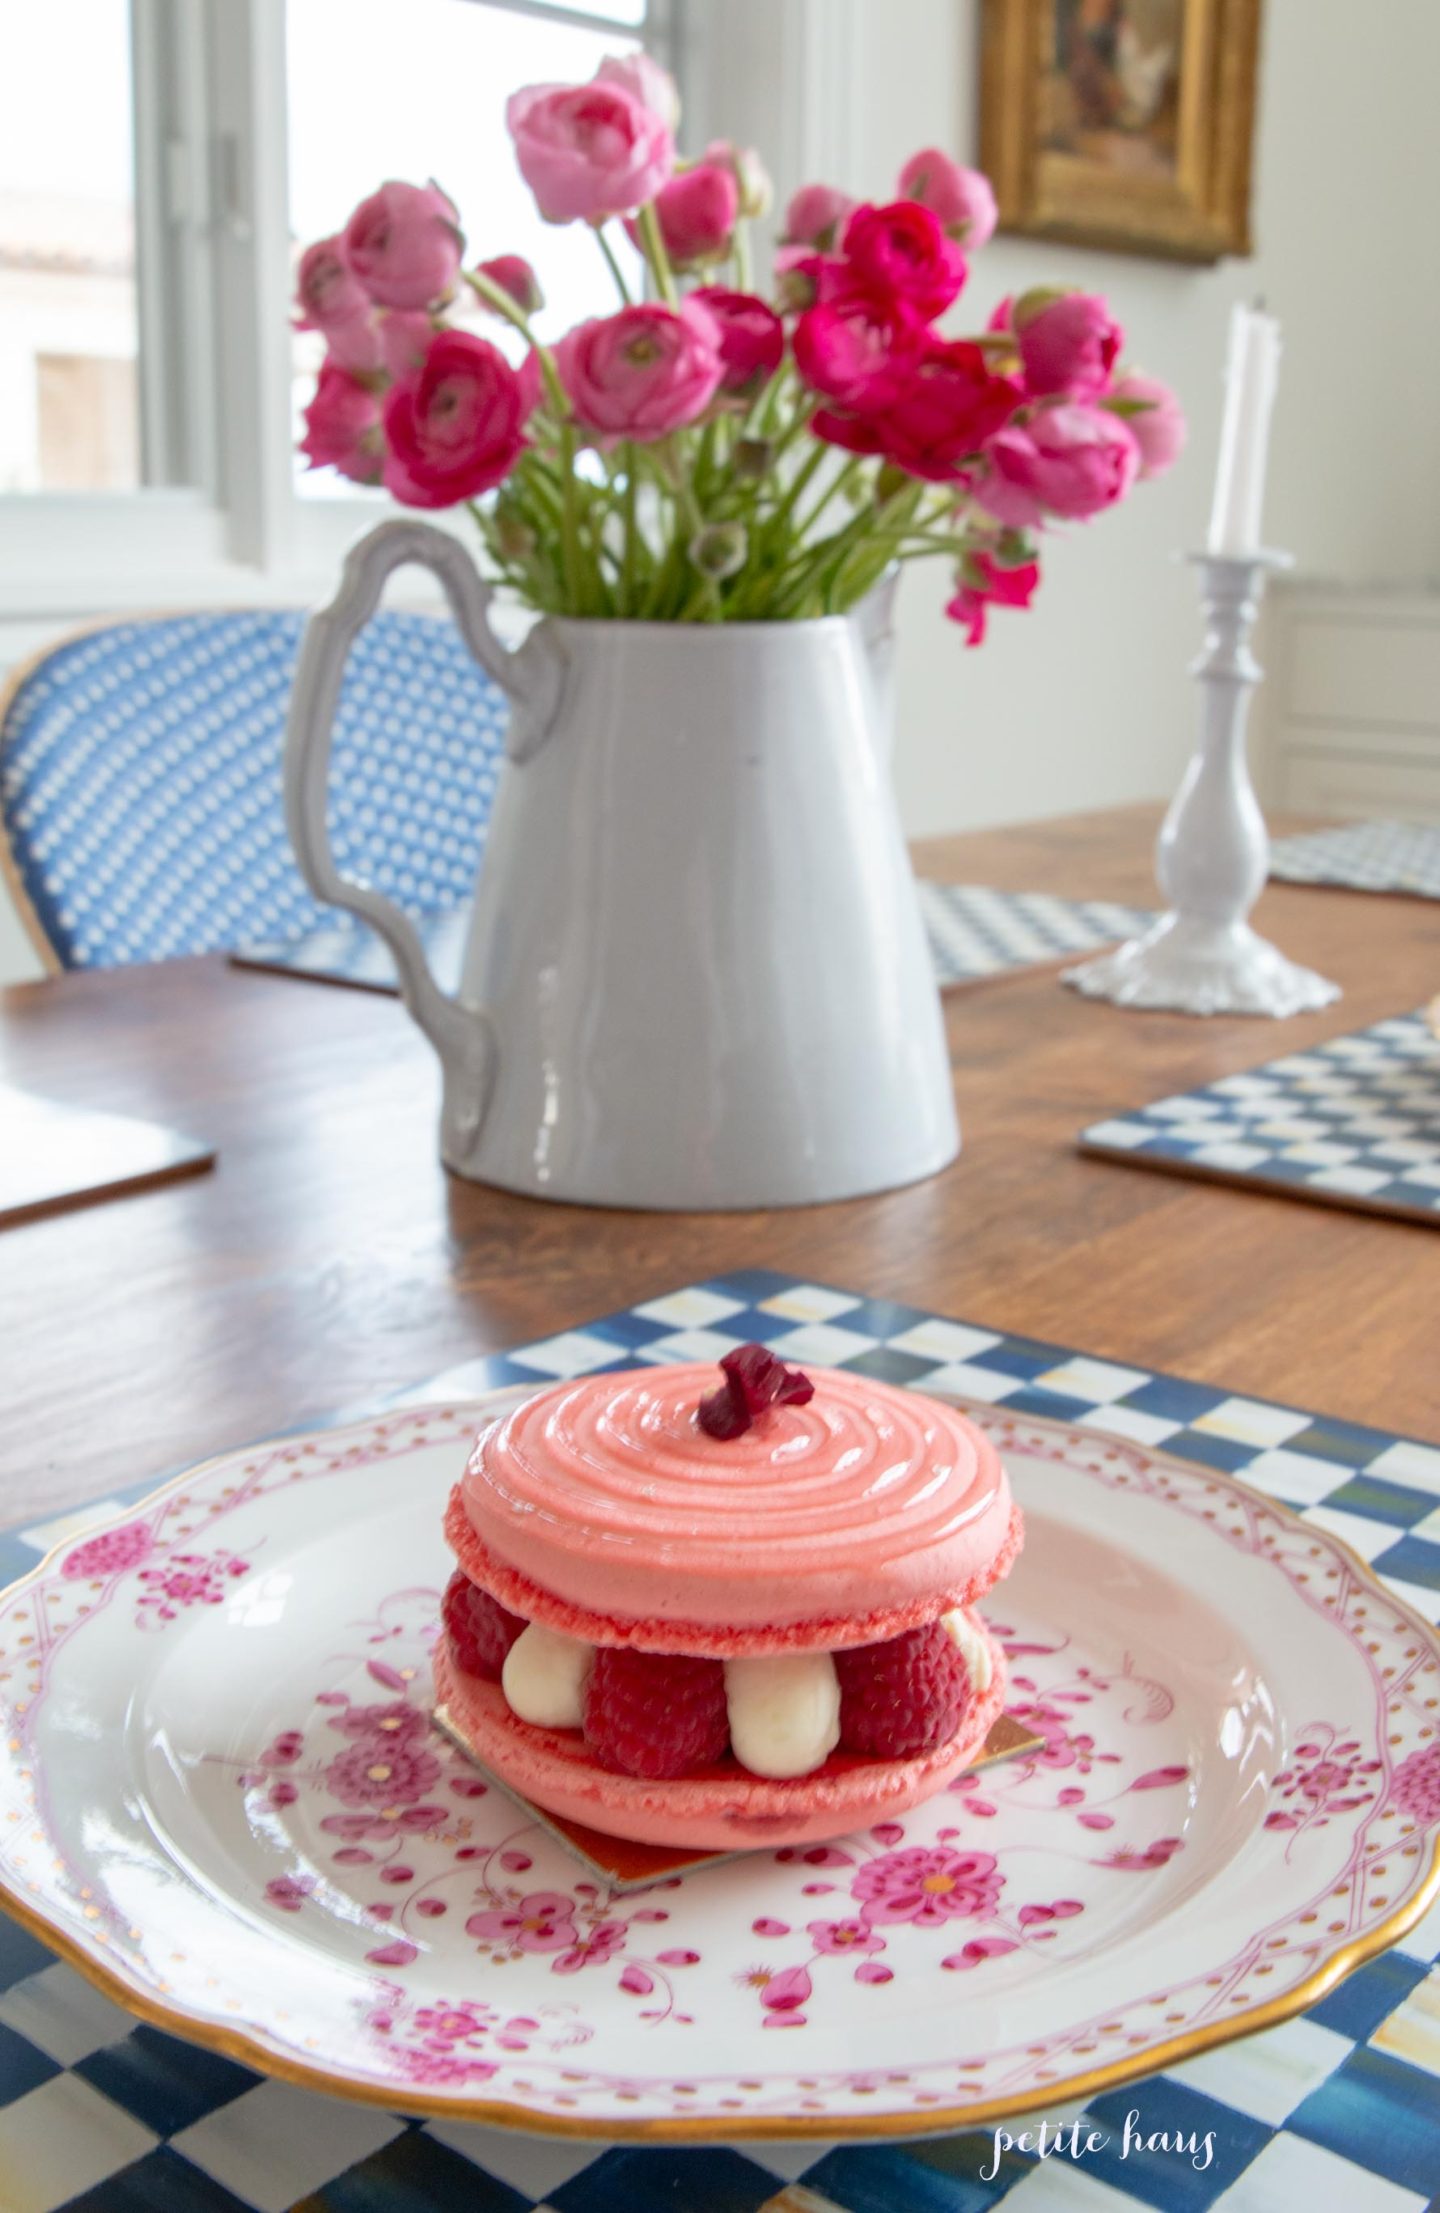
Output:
[460, 1362, 1012, 1631]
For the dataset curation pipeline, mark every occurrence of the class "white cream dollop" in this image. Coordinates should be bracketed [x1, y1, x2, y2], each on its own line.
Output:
[941, 1607, 993, 1693]
[724, 1651, 841, 1779]
[501, 1622, 593, 1729]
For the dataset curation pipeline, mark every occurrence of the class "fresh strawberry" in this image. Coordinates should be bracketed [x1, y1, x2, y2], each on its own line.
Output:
[583, 1647, 730, 1779]
[442, 1569, 526, 1681]
[834, 1621, 971, 1759]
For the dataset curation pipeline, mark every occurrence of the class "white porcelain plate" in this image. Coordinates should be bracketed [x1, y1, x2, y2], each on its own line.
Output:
[1, 1391, 1437, 2141]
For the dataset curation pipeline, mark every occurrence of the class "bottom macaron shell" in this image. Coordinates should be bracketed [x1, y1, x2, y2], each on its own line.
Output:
[432, 1625, 1010, 1851]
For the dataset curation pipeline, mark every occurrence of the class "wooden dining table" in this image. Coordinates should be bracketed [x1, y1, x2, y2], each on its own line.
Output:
[2, 802, 1437, 1534]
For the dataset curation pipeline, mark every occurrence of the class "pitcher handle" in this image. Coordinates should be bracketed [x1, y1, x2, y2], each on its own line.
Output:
[283, 517, 564, 1165]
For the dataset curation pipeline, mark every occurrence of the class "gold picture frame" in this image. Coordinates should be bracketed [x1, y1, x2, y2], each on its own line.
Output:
[980, 0, 1263, 263]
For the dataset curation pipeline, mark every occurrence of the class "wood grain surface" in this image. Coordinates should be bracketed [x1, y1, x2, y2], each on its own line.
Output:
[2, 805, 1436, 1531]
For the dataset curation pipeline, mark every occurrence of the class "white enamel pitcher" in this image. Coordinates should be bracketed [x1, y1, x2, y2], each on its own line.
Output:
[284, 519, 957, 1210]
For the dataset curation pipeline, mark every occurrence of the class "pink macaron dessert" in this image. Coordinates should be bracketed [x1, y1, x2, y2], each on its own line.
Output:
[435, 1344, 1023, 1849]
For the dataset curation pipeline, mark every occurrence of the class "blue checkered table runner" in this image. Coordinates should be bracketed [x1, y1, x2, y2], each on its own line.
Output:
[3, 1270, 1438, 2213]
[231, 883, 1158, 999]
[1080, 1011, 1440, 1228]
[1271, 821, 1440, 900]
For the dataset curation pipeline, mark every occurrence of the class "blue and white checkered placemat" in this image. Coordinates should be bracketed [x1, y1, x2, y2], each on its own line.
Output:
[231, 884, 1158, 999]
[3, 1270, 1437, 2212]
[1081, 1011, 1440, 1228]
[1270, 821, 1440, 900]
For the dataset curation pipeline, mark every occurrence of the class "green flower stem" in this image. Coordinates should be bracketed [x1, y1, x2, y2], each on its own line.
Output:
[620, 449, 639, 614]
[593, 223, 634, 306]
[556, 422, 585, 610]
[732, 216, 753, 291]
[762, 441, 827, 542]
[637, 200, 679, 307]
[461, 269, 567, 417]
[791, 454, 868, 541]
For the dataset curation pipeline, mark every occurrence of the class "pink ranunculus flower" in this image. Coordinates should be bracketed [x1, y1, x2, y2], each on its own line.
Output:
[977, 403, 1141, 527]
[555, 299, 723, 443]
[294, 236, 371, 332]
[1105, 373, 1187, 479]
[641, 161, 739, 268]
[342, 181, 464, 311]
[298, 363, 383, 485]
[319, 314, 384, 376]
[689, 287, 784, 393]
[840, 200, 967, 321]
[376, 310, 434, 379]
[465, 1892, 577, 1954]
[382, 331, 539, 508]
[853, 1846, 1005, 1929]
[897, 150, 998, 247]
[782, 182, 856, 252]
[506, 78, 674, 225]
[1016, 291, 1123, 398]
[475, 254, 544, 316]
[596, 50, 681, 133]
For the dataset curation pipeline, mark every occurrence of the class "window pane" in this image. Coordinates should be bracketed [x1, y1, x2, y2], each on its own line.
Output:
[0, 0, 139, 492]
[286, 0, 649, 497]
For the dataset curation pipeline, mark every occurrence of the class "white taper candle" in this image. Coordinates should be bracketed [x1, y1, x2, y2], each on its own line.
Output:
[1206, 302, 1281, 557]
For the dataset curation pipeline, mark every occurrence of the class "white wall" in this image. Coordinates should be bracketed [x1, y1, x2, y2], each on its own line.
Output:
[841, 0, 1440, 835]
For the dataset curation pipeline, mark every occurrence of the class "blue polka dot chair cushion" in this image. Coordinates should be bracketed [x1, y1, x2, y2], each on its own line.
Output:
[0, 609, 509, 969]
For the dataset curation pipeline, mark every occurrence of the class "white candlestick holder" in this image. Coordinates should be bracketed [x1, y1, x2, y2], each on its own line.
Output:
[1063, 550, 1341, 1018]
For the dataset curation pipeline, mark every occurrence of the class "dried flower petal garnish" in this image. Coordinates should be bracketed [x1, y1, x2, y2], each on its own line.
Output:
[696, 1343, 815, 1439]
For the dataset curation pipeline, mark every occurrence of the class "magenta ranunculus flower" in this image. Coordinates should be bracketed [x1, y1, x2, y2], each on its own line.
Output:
[295, 235, 371, 332]
[782, 182, 856, 252]
[896, 149, 998, 247]
[382, 331, 538, 507]
[642, 161, 739, 269]
[946, 551, 1040, 646]
[595, 50, 681, 132]
[977, 403, 1141, 527]
[689, 287, 784, 393]
[840, 201, 967, 322]
[475, 254, 545, 317]
[555, 300, 723, 443]
[812, 336, 1022, 480]
[506, 77, 674, 225]
[793, 294, 926, 414]
[299, 362, 383, 484]
[1016, 291, 1123, 398]
[342, 181, 463, 311]
[1106, 373, 1187, 479]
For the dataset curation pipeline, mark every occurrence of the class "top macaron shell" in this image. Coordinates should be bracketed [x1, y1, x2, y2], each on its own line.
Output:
[455, 1362, 1019, 1655]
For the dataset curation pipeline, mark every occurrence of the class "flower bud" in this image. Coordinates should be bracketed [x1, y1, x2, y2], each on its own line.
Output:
[705, 138, 773, 220]
[689, 520, 748, 580]
[475, 254, 545, 317]
[495, 509, 537, 560]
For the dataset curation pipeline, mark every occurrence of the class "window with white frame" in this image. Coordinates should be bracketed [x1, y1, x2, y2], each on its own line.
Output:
[0, 0, 674, 611]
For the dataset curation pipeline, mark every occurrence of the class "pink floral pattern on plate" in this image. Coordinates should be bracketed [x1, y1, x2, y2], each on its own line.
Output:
[0, 1394, 1435, 2131]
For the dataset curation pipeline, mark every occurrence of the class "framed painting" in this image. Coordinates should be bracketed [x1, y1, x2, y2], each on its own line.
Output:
[980, 0, 1263, 262]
